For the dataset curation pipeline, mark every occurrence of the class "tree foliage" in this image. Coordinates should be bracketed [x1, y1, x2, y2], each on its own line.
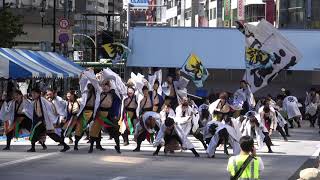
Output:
[0, 9, 25, 48]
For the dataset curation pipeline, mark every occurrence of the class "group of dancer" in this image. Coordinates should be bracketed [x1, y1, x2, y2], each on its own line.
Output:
[0, 67, 308, 158]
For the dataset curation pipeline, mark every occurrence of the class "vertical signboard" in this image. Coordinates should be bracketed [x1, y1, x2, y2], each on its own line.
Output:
[237, 0, 245, 21]
[224, 0, 231, 27]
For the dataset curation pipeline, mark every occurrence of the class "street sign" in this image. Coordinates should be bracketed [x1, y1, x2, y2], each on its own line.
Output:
[59, 18, 70, 29]
[59, 33, 69, 43]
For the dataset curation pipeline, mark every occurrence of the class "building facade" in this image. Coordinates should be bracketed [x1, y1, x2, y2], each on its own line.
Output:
[276, 0, 320, 29]
[1, 0, 75, 51]
[73, 0, 122, 35]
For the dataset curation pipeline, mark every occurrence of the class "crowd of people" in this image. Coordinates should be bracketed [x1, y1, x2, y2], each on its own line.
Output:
[0, 67, 319, 177]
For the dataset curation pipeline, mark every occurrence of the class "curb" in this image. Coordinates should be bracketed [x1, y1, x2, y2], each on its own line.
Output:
[288, 145, 320, 180]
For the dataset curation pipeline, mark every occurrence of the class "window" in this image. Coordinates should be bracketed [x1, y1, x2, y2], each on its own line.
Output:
[312, 0, 320, 21]
[209, 9, 212, 20]
[288, 8, 304, 25]
[245, 4, 265, 22]
[210, 0, 216, 2]
[288, 0, 304, 8]
[185, 9, 191, 19]
[98, 21, 105, 26]
[213, 7, 216, 19]
[98, 2, 104, 7]
[174, 17, 178, 24]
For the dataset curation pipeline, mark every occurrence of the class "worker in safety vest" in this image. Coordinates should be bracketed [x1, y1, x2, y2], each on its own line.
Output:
[227, 136, 264, 180]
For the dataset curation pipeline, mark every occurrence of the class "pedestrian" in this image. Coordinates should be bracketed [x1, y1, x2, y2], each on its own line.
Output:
[283, 90, 302, 128]
[227, 136, 264, 180]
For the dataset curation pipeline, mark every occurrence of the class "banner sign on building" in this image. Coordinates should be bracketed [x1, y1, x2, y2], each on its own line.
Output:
[265, 0, 275, 24]
[237, 0, 245, 21]
[224, 0, 231, 21]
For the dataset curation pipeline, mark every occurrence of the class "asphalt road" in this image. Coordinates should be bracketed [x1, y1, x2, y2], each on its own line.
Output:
[0, 121, 319, 180]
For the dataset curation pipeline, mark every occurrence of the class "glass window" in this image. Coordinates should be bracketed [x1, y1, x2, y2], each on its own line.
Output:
[289, 0, 305, 8]
[185, 9, 191, 19]
[98, 2, 105, 7]
[312, 0, 320, 21]
[245, 4, 265, 22]
[98, 21, 105, 26]
[288, 9, 304, 24]
[213, 7, 216, 19]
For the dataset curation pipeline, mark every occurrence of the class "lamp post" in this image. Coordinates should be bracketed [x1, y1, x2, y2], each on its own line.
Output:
[53, 0, 56, 52]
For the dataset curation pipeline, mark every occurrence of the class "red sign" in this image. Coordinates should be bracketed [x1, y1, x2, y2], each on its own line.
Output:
[59, 18, 70, 29]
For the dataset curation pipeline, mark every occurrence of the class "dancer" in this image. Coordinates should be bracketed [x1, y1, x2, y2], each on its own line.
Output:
[133, 111, 162, 152]
[28, 88, 70, 152]
[153, 117, 200, 157]
[2, 90, 32, 150]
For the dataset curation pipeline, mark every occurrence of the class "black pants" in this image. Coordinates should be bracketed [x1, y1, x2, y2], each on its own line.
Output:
[105, 126, 121, 147]
[306, 114, 317, 127]
[5, 117, 32, 148]
[31, 123, 62, 144]
[276, 124, 287, 140]
[289, 117, 301, 128]
[193, 130, 207, 149]
[263, 132, 272, 151]
[122, 129, 130, 144]
[136, 130, 148, 149]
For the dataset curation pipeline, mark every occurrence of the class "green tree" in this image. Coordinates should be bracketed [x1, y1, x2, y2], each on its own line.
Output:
[0, 9, 25, 48]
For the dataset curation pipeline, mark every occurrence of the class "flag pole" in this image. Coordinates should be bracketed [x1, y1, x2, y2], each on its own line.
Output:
[181, 53, 192, 70]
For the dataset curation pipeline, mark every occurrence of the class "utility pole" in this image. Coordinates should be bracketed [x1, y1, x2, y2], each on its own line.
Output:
[2, 0, 5, 9]
[95, 0, 98, 62]
[53, 0, 56, 52]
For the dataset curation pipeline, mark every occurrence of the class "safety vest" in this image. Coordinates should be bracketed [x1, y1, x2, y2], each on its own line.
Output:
[228, 155, 260, 180]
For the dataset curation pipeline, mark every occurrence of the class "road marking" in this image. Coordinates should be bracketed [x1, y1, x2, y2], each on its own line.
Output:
[0, 145, 89, 168]
[0, 152, 60, 168]
[110, 176, 127, 180]
[101, 156, 148, 164]
[312, 144, 320, 157]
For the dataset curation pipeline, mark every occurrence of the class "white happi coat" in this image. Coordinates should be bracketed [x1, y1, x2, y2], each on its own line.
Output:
[162, 76, 189, 104]
[175, 105, 197, 136]
[208, 99, 227, 116]
[102, 68, 127, 99]
[148, 69, 163, 96]
[128, 72, 149, 117]
[160, 108, 176, 123]
[305, 93, 320, 116]
[51, 96, 67, 123]
[283, 96, 302, 119]
[233, 85, 256, 109]
[241, 112, 268, 150]
[0, 98, 33, 127]
[77, 70, 102, 119]
[153, 123, 195, 150]
[31, 97, 59, 131]
[205, 120, 241, 157]
[134, 111, 162, 138]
